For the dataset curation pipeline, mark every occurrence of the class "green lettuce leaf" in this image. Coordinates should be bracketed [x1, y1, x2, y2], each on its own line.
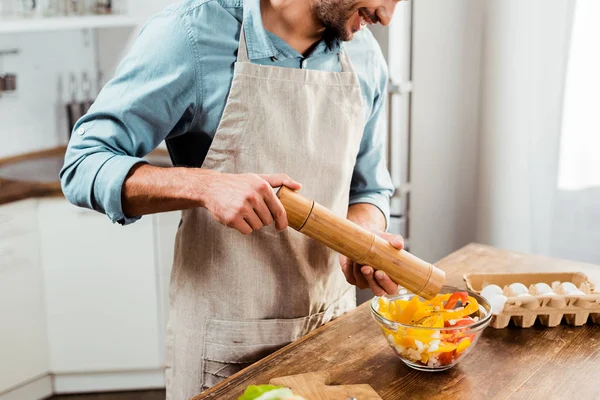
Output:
[238, 385, 284, 400]
[253, 388, 297, 400]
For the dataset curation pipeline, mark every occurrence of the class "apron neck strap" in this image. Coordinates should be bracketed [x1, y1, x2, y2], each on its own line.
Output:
[238, 23, 356, 74]
[338, 48, 355, 73]
[237, 24, 251, 63]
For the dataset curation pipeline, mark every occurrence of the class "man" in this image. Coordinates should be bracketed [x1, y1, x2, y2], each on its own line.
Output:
[61, 0, 404, 397]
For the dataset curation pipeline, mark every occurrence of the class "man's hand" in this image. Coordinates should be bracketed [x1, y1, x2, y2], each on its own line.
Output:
[199, 172, 301, 235]
[339, 203, 402, 296]
[340, 231, 403, 296]
[121, 164, 301, 232]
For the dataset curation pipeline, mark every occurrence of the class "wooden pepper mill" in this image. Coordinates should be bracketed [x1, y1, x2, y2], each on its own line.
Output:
[277, 186, 445, 300]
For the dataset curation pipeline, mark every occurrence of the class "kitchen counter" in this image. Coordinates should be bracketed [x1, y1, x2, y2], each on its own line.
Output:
[0, 146, 172, 206]
[193, 244, 600, 400]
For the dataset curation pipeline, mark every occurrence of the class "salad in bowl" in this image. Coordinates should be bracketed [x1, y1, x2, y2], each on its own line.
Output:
[371, 286, 492, 371]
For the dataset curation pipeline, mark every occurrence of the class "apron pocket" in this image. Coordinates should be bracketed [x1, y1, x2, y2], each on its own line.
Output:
[202, 314, 325, 389]
[200, 287, 356, 390]
[203, 360, 253, 389]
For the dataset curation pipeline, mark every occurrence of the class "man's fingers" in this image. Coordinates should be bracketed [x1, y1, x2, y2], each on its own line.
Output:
[254, 174, 303, 231]
[375, 270, 399, 296]
[262, 189, 288, 231]
[376, 231, 404, 250]
[259, 174, 302, 190]
[353, 263, 369, 290]
[231, 219, 253, 235]
[254, 200, 274, 227]
[340, 257, 357, 285]
[243, 212, 264, 231]
[361, 266, 386, 297]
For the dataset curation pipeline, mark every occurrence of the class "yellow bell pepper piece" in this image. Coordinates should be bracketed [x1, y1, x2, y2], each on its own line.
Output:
[411, 307, 442, 324]
[396, 296, 422, 324]
[442, 296, 479, 321]
[396, 335, 414, 347]
[456, 338, 472, 353]
[378, 297, 394, 320]
[430, 294, 451, 308]
[378, 297, 389, 313]
[418, 313, 444, 328]
[437, 341, 458, 353]
[389, 300, 397, 320]
[394, 299, 410, 311]
[405, 328, 436, 344]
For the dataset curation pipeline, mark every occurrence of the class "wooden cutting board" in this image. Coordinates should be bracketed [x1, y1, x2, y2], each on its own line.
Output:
[269, 371, 382, 399]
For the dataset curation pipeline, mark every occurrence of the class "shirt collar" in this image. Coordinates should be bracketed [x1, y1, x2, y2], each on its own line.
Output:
[243, 0, 342, 60]
[243, 0, 278, 59]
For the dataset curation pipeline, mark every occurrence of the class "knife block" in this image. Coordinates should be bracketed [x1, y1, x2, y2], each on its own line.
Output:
[277, 187, 445, 299]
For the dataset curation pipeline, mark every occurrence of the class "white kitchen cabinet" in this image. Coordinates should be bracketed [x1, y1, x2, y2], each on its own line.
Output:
[0, 200, 50, 396]
[38, 198, 161, 374]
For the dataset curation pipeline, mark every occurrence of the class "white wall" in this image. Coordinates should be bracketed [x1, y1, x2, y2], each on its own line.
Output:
[0, 31, 98, 158]
[371, 2, 412, 220]
[476, 0, 575, 255]
[0, 0, 171, 159]
[476, 0, 600, 265]
[410, 0, 484, 262]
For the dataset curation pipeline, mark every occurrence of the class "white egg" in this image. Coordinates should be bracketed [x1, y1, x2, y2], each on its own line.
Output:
[488, 294, 508, 315]
[566, 290, 585, 296]
[533, 283, 554, 295]
[481, 284, 503, 300]
[509, 283, 529, 296]
[560, 282, 578, 293]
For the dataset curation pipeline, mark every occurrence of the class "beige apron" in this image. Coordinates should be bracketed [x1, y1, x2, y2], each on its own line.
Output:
[165, 23, 366, 399]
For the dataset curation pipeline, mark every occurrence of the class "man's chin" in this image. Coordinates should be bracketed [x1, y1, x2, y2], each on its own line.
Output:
[337, 26, 356, 42]
[323, 27, 352, 43]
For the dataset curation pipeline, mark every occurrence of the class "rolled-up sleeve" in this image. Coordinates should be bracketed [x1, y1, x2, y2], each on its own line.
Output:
[60, 11, 199, 225]
[349, 61, 394, 229]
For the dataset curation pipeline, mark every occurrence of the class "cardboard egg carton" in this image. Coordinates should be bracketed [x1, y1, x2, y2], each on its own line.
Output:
[463, 272, 600, 329]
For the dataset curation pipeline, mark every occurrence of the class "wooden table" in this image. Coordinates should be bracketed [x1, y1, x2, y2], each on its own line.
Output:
[193, 244, 600, 400]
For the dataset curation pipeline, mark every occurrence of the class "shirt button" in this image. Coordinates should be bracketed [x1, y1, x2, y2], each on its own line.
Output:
[76, 126, 85, 137]
[301, 59, 308, 69]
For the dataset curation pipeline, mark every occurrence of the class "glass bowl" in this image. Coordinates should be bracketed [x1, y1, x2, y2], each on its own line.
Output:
[370, 285, 493, 372]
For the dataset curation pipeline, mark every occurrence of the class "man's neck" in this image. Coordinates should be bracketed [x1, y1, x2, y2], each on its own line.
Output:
[260, 0, 325, 56]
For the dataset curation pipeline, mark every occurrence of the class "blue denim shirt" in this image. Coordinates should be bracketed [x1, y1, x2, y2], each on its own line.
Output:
[60, 0, 394, 226]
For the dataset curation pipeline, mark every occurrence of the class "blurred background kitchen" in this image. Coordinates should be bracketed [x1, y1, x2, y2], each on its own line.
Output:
[0, 0, 598, 399]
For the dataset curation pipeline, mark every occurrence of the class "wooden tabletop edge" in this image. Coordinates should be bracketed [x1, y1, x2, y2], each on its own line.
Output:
[0, 146, 67, 167]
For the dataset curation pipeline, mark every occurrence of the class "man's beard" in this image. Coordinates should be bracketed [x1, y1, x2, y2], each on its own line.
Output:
[313, 0, 358, 42]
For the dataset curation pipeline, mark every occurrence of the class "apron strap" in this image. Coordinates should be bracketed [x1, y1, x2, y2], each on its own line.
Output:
[239, 22, 356, 74]
[237, 24, 251, 63]
[338, 48, 355, 73]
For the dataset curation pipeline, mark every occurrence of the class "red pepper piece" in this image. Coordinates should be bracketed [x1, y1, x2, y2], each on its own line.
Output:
[444, 292, 469, 310]
[438, 350, 455, 366]
[451, 318, 473, 327]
